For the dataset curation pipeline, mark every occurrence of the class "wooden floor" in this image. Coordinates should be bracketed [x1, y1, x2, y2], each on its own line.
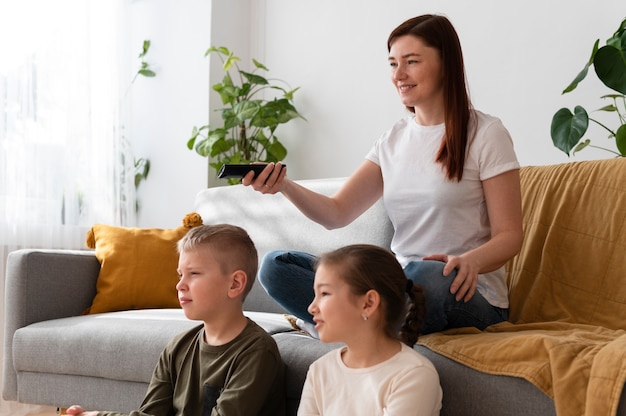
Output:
[0, 401, 58, 415]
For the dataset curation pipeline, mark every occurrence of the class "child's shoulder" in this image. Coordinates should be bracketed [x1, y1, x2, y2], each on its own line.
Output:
[237, 318, 279, 348]
[398, 344, 438, 371]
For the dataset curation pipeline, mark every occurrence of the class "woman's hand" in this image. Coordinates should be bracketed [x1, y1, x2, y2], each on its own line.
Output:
[241, 162, 287, 194]
[423, 253, 480, 302]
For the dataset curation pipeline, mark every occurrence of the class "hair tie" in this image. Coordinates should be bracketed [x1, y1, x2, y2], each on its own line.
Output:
[405, 279, 414, 293]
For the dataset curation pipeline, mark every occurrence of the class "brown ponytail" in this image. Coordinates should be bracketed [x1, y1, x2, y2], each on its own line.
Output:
[400, 281, 426, 346]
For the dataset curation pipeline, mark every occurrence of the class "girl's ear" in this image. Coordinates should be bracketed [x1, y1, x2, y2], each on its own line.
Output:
[228, 270, 247, 299]
[362, 289, 381, 315]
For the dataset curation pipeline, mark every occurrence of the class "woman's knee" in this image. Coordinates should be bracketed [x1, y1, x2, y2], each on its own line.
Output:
[258, 250, 317, 291]
[258, 250, 287, 288]
[404, 260, 456, 294]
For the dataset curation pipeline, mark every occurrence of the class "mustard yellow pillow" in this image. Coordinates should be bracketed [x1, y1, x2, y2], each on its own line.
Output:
[84, 212, 203, 314]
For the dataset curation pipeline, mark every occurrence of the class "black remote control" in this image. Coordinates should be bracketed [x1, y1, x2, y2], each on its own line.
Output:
[217, 164, 286, 179]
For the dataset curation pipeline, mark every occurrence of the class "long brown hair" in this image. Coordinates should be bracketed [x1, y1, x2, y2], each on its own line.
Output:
[388, 14, 474, 181]
[317, 244, 426, 346]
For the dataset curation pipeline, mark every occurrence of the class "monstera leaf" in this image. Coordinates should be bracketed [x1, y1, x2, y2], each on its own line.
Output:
[550, 17, 626, 157]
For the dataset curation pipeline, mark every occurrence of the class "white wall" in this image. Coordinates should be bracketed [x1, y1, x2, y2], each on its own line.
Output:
[130, 0, 211, 227]
[132, 0, 625, 226]
[259, 0, 625, 179]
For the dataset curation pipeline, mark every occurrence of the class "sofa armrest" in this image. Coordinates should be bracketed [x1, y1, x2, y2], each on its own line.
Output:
[2, 249, 100, 401]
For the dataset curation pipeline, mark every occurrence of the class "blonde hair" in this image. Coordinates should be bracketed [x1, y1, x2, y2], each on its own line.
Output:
[178, 224, 258, 299]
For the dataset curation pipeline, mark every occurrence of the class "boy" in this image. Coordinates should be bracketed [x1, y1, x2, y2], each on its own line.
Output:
[67, 224, 286, 416]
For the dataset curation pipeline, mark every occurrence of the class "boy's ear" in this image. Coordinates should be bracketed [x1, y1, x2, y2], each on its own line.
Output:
[228, 270, 247, 299]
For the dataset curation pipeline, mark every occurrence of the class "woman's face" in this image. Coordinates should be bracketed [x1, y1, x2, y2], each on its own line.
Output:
[388, 35, 444, 111]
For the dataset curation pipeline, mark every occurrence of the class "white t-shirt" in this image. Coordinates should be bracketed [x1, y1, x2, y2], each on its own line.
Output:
[298, 343, 442, 416]
[365, 110, 519, 308]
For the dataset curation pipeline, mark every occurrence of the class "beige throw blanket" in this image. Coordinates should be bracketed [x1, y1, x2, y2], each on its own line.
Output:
[421, 159, 626, 416]
[419, 323, 626, 415]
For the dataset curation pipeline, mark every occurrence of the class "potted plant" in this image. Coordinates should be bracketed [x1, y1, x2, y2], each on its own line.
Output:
[550, 17, 626, 157]
[186, 46, 305, 184]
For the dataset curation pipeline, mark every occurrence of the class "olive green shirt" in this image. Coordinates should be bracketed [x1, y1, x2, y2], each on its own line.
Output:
[100, 318, 285, 416]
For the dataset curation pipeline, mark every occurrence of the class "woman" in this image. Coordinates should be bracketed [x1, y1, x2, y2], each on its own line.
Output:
[243, 14, 523, 335]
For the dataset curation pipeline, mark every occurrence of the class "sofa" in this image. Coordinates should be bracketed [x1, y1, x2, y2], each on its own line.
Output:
[3, 158, 626, 415]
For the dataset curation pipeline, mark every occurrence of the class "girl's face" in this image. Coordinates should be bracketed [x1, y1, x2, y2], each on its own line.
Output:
[308, 263, 365, 344]
[388, 35, 444, 111]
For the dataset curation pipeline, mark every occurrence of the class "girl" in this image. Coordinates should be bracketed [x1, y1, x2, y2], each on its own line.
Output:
[297, 244, 442, 416]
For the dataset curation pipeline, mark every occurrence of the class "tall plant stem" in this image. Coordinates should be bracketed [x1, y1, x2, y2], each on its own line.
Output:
[238, 124, 250, 160]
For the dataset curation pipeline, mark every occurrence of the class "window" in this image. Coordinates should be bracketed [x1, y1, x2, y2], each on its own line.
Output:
[0, 0, 135, 248]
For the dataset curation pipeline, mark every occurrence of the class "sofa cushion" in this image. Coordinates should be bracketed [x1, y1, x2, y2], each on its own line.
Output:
[12, 309, 295, 383]
[83, 213, 203, 314]
[414, 345, 556, 416]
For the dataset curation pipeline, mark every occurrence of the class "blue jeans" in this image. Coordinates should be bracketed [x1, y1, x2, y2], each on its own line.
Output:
[258, 250, 508, 335]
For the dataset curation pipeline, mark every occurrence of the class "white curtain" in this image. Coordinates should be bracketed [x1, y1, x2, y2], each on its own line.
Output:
[0, 1, 134, 413]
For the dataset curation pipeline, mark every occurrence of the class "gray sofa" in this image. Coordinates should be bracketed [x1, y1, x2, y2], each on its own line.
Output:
[4, 167, 626, 415]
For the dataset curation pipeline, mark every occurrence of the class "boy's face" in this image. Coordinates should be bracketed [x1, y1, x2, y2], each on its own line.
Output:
[176, 247, 233, 322]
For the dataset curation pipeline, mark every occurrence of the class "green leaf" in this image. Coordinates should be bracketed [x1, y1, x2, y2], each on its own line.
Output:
[250, 130, 269, 146]
[194, 129, 227, 157]
[283, 87, 301, 101]
[563, 39, 600, 94]
[210, 137, 236, 158]
[233, 100, 261, 123]
[217, 85, 241, 105]
[600, 93, 626, 99]
[221, 108, 240, 130]
[139, 40, 151, 58]
[221, 72, 234, 88]
[267, 140, 288, 161]
[551, 106, 589, 156]
[607, 18, 626, 49]
[240, 70, 269, 86]
[597, 104, 618, 112]
[205, 46, 230, 58]
[138, 69, 156, 78]
[252, 59, 269, 71]
[616, 124, 626, 156]
[594, 45, 626, 94]
[251, 99, 300, 129]
[239, 83, 252, 98]
[223, 53, 240, 71]
[572, 139, 591, 155]
[186, 126, 201, 150]
[134, 158, 150, 188]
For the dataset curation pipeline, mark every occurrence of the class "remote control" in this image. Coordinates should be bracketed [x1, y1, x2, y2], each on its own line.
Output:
[217, 164, 286, 179]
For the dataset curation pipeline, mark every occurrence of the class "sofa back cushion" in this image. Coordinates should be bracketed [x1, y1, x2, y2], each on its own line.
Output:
[194, 178, 393, 313]
[507, 158, 626, 330]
